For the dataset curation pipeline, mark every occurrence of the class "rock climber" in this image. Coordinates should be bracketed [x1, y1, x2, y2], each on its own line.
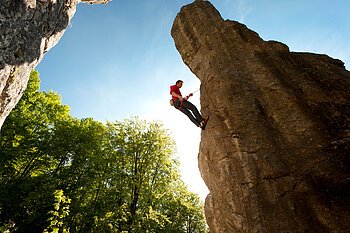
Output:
[170, 80, 209, 130]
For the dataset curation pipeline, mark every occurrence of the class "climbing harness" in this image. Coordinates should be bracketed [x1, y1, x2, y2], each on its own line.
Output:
[169, 89, 199, 110]
[178, 99, 183, 110]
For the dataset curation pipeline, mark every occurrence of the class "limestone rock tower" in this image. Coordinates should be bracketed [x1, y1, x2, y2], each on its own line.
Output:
[171, 1, 350, 232]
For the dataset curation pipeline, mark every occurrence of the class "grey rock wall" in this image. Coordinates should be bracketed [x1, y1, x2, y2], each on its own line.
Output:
[0, 0, 108, 129]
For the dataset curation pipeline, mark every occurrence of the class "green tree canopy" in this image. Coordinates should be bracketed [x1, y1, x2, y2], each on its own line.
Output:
[0, 70, 208, 233]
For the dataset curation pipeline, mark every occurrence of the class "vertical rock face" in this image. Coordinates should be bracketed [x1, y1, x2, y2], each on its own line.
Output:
[172, 1, 350, 233]
[0, 0, 109, 129]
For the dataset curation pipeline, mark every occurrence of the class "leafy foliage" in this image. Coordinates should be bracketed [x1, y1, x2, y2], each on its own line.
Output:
[0, 70, 208, 232]
[43, 190, 71, 233]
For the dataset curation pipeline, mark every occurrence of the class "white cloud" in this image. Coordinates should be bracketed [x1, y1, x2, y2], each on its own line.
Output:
[215, 0, 254, 22]
[235, 0, 254, 22]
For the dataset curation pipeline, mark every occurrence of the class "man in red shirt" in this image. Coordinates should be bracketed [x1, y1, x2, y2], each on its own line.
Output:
[170, 80, 208, 130]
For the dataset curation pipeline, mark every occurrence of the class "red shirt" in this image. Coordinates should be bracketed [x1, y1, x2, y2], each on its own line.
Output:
[170, 85, 182, 101]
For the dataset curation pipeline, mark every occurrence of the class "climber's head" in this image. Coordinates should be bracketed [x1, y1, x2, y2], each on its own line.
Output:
[176, 80, 183, 88]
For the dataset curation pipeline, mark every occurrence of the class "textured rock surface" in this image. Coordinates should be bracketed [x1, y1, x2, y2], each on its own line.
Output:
[172, 1, 350, 232]
[0, 0, 109, 129]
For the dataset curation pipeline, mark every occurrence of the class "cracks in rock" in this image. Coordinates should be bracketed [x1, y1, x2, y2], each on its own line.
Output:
[261, 172, 290, 180]
[240, 181, 254, 189]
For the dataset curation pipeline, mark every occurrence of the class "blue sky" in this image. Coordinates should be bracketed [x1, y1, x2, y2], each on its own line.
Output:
[37, 0, 350, 200]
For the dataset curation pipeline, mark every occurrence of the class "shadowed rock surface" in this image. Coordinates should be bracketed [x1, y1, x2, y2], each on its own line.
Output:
[171, 1, 350, 232]
[0, 0, 109, 129]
